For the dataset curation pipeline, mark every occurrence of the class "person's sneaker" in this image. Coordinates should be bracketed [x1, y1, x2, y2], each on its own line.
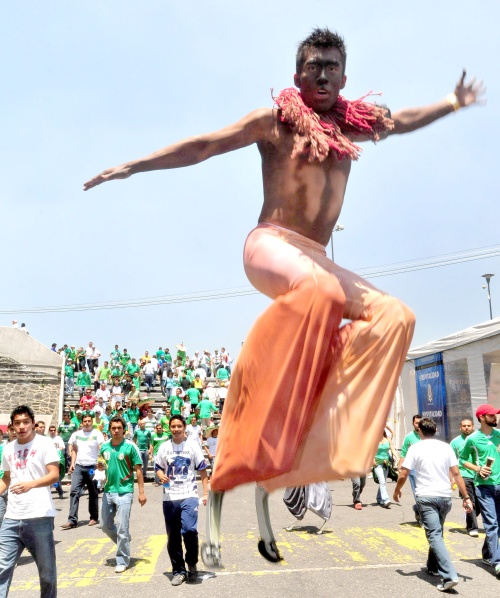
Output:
[437, 580, 458, 592]
[60, 522, 76, 530]
[115, 565, 127, 574]
[171, 573, 187, 586]
[354, 502, 362, 510]
[495, 564, 500, 579]
[482, 558, 491, 567]
[426, 569, 439, 577]
[383, 501, 391, 509]
[468, 529, 479, 537]
[88, 520, 98, 526]
[187, 565, 198, 582]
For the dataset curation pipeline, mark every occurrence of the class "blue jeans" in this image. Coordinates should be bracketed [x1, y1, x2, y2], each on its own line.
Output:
[163, 497, 199, 575]
[68, 463, 99, 525]
[408, 469, 419, 514]
[101, 493, 134, 567]
[139, 450, 149, 480]
[416, 496, 457, 583]
[351, 476, 366, 503]
[0, 493, 7, 527]
[0, 517, 56, 598]
[475, 484, 500, 566]
[374, 464, 390, 505]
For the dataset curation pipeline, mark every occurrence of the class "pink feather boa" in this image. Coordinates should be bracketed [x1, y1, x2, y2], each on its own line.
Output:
[273, 88, 394, 162]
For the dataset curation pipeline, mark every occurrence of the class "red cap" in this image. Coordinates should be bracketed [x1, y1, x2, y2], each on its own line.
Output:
[476, 404, 500, 418]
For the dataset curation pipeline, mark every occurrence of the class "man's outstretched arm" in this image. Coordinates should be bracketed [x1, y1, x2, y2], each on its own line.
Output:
[390, 69, 485, 135]
[83, 108, 274, 191]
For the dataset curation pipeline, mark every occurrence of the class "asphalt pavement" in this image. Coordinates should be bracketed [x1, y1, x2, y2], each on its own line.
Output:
[6, 476, 498, 597]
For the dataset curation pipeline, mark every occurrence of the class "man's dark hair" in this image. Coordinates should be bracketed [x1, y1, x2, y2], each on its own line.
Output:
[412, 414, 423, 423]
[460, 417, 473, 425]
[10, 405, 35, 423]
[296, 28, 347, 74]
[109, 415, 126, 430]
[169, 415, 186, 428]
[418, 418, 437, 437]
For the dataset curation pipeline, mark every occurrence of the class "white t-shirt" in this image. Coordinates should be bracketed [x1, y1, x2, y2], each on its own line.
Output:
[49, 434, 65, 452]
[96, 389, 110, 404]
[205, 436, 218, 456]
[402, 438, 457, 498]
[186, 424, 202, 446]
[69, 429, 104, 466]
[155, 438, 207, 501]
[2, 434, 60, 519]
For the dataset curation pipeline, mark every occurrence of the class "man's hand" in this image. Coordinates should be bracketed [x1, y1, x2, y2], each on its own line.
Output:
[393, 489, 402, 503]
[68, 464, 75, 474]
[479, 465, 492, 479]
[138, 492, 147, 507]
[83, 164, 133, 191]
[202, 493, 208, 506]
[10, 481, 34, 494]
[454, 69, 486, 108]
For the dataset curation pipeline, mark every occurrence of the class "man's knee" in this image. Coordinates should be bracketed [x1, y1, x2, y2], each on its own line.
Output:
[376, 295, 416, 332]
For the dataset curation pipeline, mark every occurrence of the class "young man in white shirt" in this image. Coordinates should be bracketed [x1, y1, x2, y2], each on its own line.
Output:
[61, 415, 104, 529]
[155, 415, 208, 586]
[0, 405, 60, 597]
[394, 417, 472, 592]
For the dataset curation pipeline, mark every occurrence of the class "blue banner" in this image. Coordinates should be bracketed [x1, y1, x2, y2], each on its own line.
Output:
[415, 352, 448, 439]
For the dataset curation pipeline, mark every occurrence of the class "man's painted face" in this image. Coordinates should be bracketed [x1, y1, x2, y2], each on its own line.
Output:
[293, 47, 346, 113]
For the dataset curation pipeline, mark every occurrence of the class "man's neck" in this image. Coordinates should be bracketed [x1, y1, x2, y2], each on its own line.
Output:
[17, 432, 36, 445]
[111, 438, 123, 446]
[480, 424, 493, 435]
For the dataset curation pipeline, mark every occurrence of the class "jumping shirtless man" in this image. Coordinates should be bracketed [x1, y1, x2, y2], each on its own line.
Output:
[84, 29, 483, 495]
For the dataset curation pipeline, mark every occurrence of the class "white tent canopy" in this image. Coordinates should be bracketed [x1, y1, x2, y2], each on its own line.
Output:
[397, 317, 500, 446]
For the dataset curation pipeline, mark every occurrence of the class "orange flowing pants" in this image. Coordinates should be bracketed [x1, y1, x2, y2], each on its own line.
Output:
[211, 223, 415, 492]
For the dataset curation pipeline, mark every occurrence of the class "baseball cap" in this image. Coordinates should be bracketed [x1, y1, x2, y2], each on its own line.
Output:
[476, 404, 500, 418]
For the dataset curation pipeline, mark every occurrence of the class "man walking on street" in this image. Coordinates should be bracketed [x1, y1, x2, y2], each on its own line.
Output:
[450, 417, 480, 537]
[0, 405, 60, 597]
[100, 416, 147, 573]
[394, 417, 472, 592]
[460, 404, 500, 577]
[399, 414, 422, 523]
[62, 414, 104, 529]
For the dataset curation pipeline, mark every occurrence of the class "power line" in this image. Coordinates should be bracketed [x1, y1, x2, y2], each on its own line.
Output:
[2, 244, 499, 315]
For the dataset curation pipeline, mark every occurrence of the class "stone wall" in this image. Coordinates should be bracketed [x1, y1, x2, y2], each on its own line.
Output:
[0, 356, 60, 427]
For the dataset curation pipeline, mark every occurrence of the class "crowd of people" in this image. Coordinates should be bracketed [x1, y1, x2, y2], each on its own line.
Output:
[2, 403, 500, 594]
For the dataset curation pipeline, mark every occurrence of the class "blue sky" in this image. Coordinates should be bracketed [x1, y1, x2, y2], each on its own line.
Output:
[1, 1, 498, 361]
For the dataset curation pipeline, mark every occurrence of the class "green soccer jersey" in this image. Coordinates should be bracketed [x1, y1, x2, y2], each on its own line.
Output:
[126, 408, 140, 424]
[76, 372, 92, 388]
[0, 444, 4, 479]
[64, 365, 75, 379]
[100, 440, 142, 494]
[159, 416, 172, 434]
[460, 429, 500, 486]
[186, 388, 200, 406]
[134, 429, 151, 451]
[198, 399, 217, 419]
[98, 367, 111, 381]
[400, 430, 421, 457]
[169, 395, 183, 415]
[126, 363, 141, 376]
[58, 421, 78, 443]
[120, 353, 131, 366]
[150, 432, 168, 456]
[450, 434, 475, 479]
